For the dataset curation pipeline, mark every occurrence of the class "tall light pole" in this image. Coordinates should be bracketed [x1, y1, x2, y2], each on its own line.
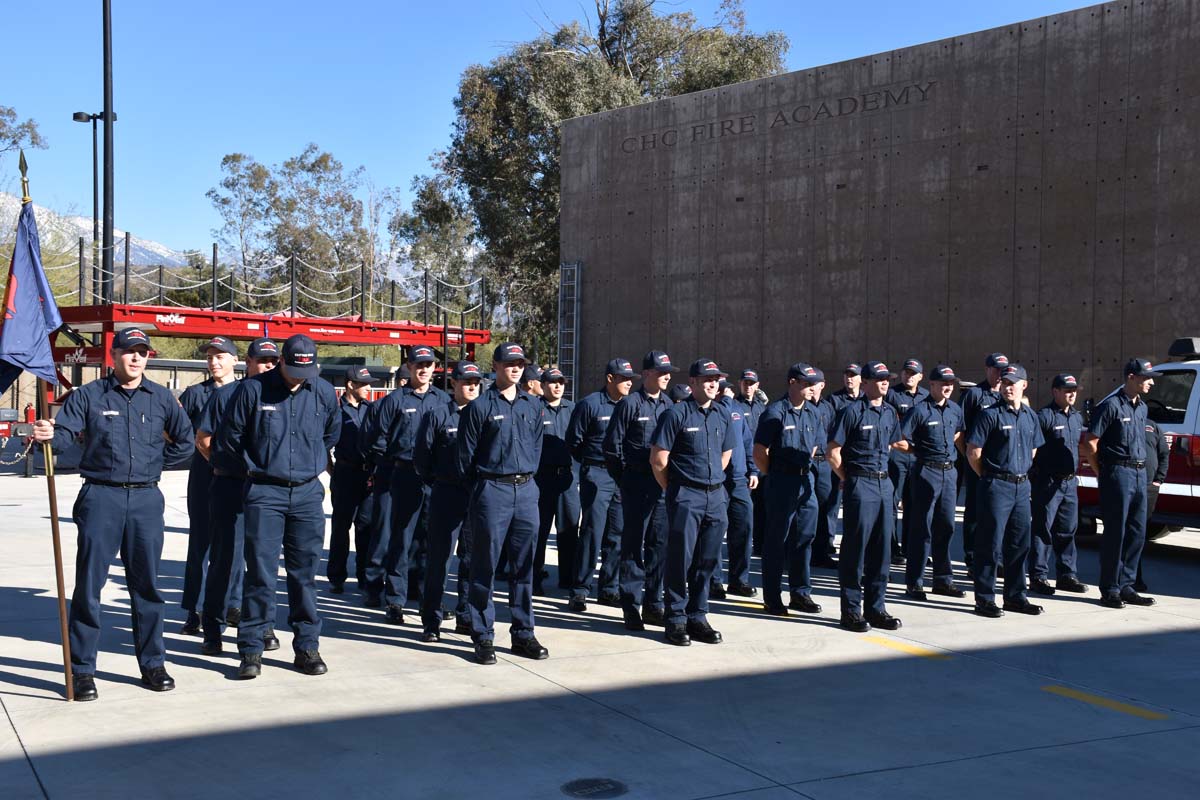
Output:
[101, 0, 115, 304]
[71, 111, 115, 303]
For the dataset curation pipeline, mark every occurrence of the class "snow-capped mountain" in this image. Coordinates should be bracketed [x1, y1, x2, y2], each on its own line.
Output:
[0, 192, 190, 267]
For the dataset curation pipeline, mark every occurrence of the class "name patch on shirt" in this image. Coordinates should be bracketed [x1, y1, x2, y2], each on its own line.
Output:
[599, 416, 611, 422]
[861, 425, 874, 430]
[447, 427, 458, 433]
[1054, 425, 1064, 430]
[543, 420, 553, 426]
[1121, 417, 1131, 423]
[260, 405, 277, 412]
[637, 416, 650, 422]
[492, 415, 505, 420]
[404, 408, 417, 413]
[926, 420, 940, 426]
[101, 410, 120, 417]
[685, 427, 700, 432]
[784, 424, 796, 430]
[1001, 425, 1013, 430]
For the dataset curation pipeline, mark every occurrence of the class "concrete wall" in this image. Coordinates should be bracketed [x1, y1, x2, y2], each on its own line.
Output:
[560, 0, 1200, 401]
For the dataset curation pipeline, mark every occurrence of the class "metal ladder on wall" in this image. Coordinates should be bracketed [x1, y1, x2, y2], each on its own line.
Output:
[558, 261, 581, 401]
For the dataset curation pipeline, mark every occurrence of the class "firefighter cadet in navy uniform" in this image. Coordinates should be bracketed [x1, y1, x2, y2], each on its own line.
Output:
[1135, 419, 1169, 592]
[734, 370, 767, 555]
[215, 334, 341, 679]
[753, 363, 824, 616]
[959, 353, 1008, 572]
[1027, 374, 1089, 596]
[810, 375, 840, 569]
[358, 345, 449, 621]
[650, 359, 737, 647]
[566, 358, 634, 611]
[195, 338, 279, 656]
[827, 361, 904, 633]
[669, 383, 692, 403]
[885, 359, 929, 565]
[328, 366, 380, 594]
[456, 342, 548, 665]
[605, 351, 676, 630]
[415, 361, 483, 641]
[714, 379, 760, 599]
[829, 363, 864, 411]
[178, 335, 239, 636]
[1082, 357, 1161, 609]
[33, 328, 194, 700]
[965, 363, 1045, 618]
[534, 367, 580, 593]
[898, 364, 966, 600]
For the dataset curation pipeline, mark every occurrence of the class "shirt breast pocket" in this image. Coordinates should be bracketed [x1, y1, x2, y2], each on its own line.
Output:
[251, 407, 278, 463]
[94, 408, 126, 452]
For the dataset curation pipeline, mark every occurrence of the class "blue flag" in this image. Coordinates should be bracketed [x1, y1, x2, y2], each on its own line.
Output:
[0, 200, 63, 393]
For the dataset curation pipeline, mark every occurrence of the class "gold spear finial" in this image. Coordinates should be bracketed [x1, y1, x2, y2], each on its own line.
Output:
[19, 150, 31, 203]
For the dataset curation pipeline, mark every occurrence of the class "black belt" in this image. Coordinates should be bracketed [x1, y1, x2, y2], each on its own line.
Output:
[771, 463, 811, 475]
[1106, 459, 1146, 469]
[249, 474, 315, 488]
[919, 460, 956, 470]
[212, 469, 247, 479]
[988, 471, 1028, 484]
[479, 472, 533, 485]
[86, 479, 157, 489]
[811, 453, 826, 462]
[392, 459, 416, 469]
[675, 478, 725, 492]
[1040, 472, 1076, 482]
[849, 468, 889, 479]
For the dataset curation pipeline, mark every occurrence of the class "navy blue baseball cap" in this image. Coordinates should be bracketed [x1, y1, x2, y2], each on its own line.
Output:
[540, 367, 566, 383]
[740, 369, 760, 383]
[398, 364, 411, 381]
[112, 328, 151, 350]
[1052, 373, 1079, 389]
[493, 342, 527, 364]
[1124, 357, 1162, 378]
[902, 358, 925, 375]
[247, 338, 279, 359]
[642, 351, 678, 373]
[689, 358, 727, 378]
[985, 353, 1010, 369]
[864, 361, 896, 380]
[452, 361, 484, 380]
[1001, 363, 1028, 383]
[345, 366, 380, 385]
[408, 345, 436, 364]
[668, 383, 693, 402]
[606, 357, 636, 378]
[843, 362, 863, 376]
[521, 365, 541, 384]
[282, 334, 320, 379]
[930, 364, 959, 382]
[787, 363, 824, 383]
[198, 335, 237, 357]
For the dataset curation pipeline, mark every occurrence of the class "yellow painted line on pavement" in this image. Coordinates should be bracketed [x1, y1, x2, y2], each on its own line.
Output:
[863, 636, 952, 660]
[1041, 685, 1169, 720]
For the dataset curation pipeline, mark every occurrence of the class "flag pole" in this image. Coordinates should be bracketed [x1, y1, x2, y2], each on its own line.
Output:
[20, 153, 74, 701]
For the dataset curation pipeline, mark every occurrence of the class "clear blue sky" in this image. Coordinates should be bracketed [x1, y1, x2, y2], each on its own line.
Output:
[5, 0, 1085, 250]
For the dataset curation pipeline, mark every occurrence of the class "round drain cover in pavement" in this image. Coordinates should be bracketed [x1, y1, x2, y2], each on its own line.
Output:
[560, 777, 629, 798]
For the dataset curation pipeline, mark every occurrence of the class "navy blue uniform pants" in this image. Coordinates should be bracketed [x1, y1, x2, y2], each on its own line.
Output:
[202, 474, 247, 642]
[1029, 475, 1079, 581]
[762, 470, 817, 604]
[813, 459, 839, 559]
[69, 484, 166, 675]
[328, 459, 373, 587]
[375, 464, 429, 607]
[838, 474, 893, 615]
[571, 464, 622, 600]
[972, 475, 1031, 603]
[751, 478, 767, 554]
[904, 465, 958, 589]
[239, 479, 325, 656]
[467, 477, 539, 642]
[664, 483, 727, 627]
[421, 482, 472, 633]
[618, 470, 668, 612]
[1099, 464, 1148, 596]
[714, 478, 753, 589]
[961, 462, 980, 567]
[534, 465, 580, 589]
[181, 457, 214, 612]
[363, 463, 394, 602]
[889, 451, 914, 552]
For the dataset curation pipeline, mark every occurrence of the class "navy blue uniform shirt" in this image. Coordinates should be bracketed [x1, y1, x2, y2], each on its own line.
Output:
[333, 395, 372, 466]
[886, 385, 930, 422]
[651, 397, 737, 486]
[538, 397, 574, 470]
[214, 368, 341, 484]
[1088, 390, 1149, 463]
[456, 384, 545, 478]
[754, 397, 822, 470]
[1145, 421, 1169, 484]
[967, 401, 1045, 475]
[1031, 403, 1083, 476]
[50, 374, 193, 483]
[812, 397, 837, 454]
[720, 395, 758, 481]
[732, 394, 767, 437]
[960, 381, 1001, 435]
[899, 396, 964, 462]
[566, 389, 620, 465]
[360, 384, 449, 465]
[830, 399, 902, 473]
[414, 399, 465, 484]
[829, 389, 863, 413]
[603, 387, 673, 473]
[199, 380, 245, 477]
[180, 377, 218, 430]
